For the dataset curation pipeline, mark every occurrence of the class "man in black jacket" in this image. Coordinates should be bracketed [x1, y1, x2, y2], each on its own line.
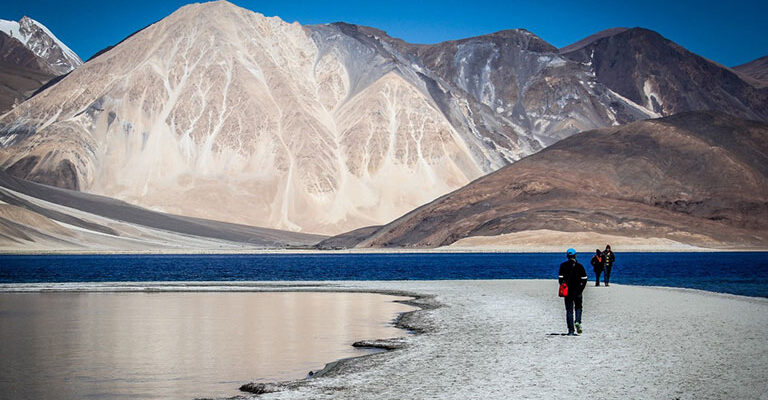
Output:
[559, 248, 588, 335]
[603, 244, 616, 287]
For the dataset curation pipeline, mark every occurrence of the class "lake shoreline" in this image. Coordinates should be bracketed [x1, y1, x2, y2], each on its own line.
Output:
[3, 246, 768, 255]
[235, 281, 768, 399]
[3, 281, 767, 399]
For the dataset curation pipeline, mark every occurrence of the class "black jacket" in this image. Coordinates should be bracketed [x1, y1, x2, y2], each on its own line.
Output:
[590, 254, 603, 270]
[603, 250, 615, 267]
[559, 259, 588, 296]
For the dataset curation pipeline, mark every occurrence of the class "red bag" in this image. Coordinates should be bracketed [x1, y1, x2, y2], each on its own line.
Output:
[558, 283, 568, 297]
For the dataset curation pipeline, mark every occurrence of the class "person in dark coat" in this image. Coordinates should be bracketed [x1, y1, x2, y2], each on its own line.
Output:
[603, 244, 616, 287]
[590, 249, 604, 286]
[559, 248, 588, 335]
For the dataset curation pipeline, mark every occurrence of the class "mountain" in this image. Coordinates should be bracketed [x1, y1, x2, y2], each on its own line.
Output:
[321, 112, 768, 249]
[0, 32, 58, 113]
[330, 24, 653, 148]
[560, 28, 768, 121]
[734, 55, 768, 88]
[0, 17, 82, 114]
[0, 16, 82, 75]
[0, 2, 498, 235]
[0, 30, 54, 74]
[0, 2, 765, 237]
[0, 170, 325, 251]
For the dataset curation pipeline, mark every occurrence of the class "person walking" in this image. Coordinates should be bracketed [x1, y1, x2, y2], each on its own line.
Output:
[559, 248, 588, 335]
[590, 249, 604, 286]
[603, 245, 616, 287]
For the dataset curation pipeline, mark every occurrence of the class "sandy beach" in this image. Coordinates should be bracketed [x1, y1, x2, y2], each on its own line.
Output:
[240, 280, 768, 399]
[4, 280, 766, 399]
[238, 280, 768, 399]
[236, 281, 768, 400]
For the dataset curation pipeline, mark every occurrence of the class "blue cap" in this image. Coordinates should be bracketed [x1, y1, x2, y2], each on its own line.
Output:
[566, 248, 576, 256]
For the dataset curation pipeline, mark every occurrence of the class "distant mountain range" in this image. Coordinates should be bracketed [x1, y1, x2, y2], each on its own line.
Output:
[0, 0, 766, 250]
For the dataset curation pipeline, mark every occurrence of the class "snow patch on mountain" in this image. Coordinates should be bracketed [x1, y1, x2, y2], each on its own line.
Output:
[0, 16, 82, 74]
[643, 80, 663, 113]
[0, 19, 23, 41]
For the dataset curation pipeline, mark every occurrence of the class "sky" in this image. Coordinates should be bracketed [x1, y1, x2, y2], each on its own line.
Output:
[1, 0, 766, 66]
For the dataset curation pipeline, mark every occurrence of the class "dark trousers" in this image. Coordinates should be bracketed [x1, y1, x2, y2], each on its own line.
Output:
[593, 268, 603, 285]
[564, 295, 583, 333]
[605, 265, 612, 285]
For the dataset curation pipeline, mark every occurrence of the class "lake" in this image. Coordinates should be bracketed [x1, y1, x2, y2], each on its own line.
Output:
[1, 252, 767, 297]
[1, 252, 767, 399]
[0, 291, 413, 400]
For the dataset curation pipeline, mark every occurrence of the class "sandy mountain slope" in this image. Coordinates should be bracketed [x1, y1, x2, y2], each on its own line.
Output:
[0, 170, 325, 251]
[322, 111, 768, 249]
[0, 2, 495, 235]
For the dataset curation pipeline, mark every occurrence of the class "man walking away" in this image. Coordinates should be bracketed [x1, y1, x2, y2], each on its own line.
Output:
[590, 249, 604, 286]
[603, 245, 616, 287]
[559, 248, 588, 335]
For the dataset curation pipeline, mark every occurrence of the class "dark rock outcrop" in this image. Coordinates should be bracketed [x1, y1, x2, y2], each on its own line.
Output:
[560, 28, 768, 121]
[239, 382, 281, 394]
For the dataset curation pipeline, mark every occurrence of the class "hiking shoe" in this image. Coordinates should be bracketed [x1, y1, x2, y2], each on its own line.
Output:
[605, 284, 610, 287]
[567, 332, 576, 336]
[575, 322, 583, 334]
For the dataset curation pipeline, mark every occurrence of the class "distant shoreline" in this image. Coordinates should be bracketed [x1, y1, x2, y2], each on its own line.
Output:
[2, 246, 767, 255]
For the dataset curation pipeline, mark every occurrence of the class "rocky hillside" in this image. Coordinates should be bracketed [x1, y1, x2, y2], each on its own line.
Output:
[560, 28, 768, 121]
[0, 2, 499, 234]
[323, 112, 768, 249]
[0, 32, 58, 113]
[0, 17, 82, 114]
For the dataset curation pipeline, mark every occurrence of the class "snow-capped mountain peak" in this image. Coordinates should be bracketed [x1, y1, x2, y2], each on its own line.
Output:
[0, 16, 82, 74]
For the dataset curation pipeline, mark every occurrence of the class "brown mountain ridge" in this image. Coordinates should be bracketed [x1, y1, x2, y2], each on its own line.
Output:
[321, 111, 768, 249]
[0, 32, 57, 113]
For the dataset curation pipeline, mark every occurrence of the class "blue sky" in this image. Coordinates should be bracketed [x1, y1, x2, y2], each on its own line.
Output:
[1, 0, 766, 66]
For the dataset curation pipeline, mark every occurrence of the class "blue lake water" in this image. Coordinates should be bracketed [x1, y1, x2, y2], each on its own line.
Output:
[1, 252, 767, 298]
